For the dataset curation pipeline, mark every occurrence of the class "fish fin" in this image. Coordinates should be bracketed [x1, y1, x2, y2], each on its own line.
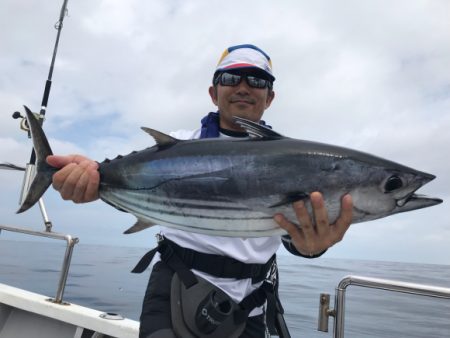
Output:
[124, 218, 157, 234]
[269, 192, 309, 208]
[141, 127, 179, 147]
[17, 106, 55, 213]
[233, 116, 284, 139]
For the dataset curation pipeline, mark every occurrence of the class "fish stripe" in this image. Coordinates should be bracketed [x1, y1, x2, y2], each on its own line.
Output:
[101, 189, 282, 236]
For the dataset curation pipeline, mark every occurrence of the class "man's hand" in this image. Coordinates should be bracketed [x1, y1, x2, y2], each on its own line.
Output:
[274, 192, 353, 256]
[47, 155, 100, 203]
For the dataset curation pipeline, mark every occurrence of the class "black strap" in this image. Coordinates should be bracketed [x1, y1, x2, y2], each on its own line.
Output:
[131, 247, 158, 273]
[264, 257, 292, 338]
[239, 281, 272, 311]
[132, 237, 274, 283]
[233, 281, 276, 326]
[132, 239, 198, 287]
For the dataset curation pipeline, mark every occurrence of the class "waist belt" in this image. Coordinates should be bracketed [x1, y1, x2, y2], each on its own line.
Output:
[132, 235, 275, 284]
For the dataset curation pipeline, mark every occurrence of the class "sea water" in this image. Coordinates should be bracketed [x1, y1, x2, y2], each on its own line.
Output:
[1, 240, 449, 337]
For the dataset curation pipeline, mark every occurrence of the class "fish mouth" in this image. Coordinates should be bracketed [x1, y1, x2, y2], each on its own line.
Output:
[396, 193, 443, 210]
[395, 172, 440, 209]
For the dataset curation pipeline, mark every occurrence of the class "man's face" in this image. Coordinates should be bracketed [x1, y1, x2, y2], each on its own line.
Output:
[208, 70, 275, 131]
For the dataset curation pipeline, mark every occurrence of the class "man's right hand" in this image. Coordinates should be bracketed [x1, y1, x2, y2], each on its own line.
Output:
[47, 155, 100, 203]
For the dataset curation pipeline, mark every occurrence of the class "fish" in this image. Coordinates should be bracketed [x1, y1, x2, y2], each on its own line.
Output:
[17, 105, 442, 237]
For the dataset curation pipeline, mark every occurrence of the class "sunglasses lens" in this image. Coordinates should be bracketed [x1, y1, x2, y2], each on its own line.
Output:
[246, 76, 268, 89]
[220, 73, 242, 86]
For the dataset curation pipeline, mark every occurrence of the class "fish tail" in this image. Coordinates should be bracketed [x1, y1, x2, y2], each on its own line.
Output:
[17, 106, 56, 213]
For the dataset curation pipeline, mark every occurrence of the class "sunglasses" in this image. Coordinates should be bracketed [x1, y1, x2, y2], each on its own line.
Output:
[214, 72, 273, 89]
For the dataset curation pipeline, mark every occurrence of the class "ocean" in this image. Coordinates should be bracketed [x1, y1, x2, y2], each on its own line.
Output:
[1, 239, 449, 337]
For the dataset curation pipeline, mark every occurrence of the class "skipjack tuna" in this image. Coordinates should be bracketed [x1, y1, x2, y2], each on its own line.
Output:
[18, 106, 442, 237]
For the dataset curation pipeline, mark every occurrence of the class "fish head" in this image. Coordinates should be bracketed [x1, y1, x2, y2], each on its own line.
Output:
[347, 164, 442, 221]
[381, 170, 443, 215]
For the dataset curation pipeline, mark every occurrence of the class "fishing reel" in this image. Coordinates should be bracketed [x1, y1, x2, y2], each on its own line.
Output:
[12, 108, 44, 138]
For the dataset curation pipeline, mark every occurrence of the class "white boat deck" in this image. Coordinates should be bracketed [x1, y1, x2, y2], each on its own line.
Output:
[0, 283, 139, 338]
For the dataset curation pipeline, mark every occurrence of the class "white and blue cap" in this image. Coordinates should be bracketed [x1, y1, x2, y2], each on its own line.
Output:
[214, 44, 275, 82]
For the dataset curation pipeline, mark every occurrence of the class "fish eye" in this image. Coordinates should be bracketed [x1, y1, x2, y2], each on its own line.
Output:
[384, 175, 403, 192]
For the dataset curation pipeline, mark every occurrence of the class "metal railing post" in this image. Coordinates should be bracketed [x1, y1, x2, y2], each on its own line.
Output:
[333, 286, 346, 338]
[53, 234, 78, 303]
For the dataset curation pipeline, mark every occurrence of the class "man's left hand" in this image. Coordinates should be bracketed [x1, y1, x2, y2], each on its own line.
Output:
[274, 192, 353, 256]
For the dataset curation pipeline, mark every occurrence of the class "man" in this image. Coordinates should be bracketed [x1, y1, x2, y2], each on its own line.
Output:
[47, 44, 352, 337]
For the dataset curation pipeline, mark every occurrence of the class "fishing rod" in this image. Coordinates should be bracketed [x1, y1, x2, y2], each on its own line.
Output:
[13, 0, 69, 137]
[12, 0, 70, 231]
[40, 0, 70, 121]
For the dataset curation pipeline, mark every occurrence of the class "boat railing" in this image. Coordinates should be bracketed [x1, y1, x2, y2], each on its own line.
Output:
[0, 196, 78, 304]
[318, 275, 450, 338]
[0, 177, 78, 304]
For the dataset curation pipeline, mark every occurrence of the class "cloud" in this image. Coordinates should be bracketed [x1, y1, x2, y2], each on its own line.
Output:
[1, 0, 449, 264]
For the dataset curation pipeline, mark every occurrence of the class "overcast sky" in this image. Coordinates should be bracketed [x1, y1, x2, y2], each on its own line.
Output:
[1, 0, 449, 265]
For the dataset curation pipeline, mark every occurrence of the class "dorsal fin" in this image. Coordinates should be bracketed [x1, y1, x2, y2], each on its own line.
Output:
[233, 116, 284, 139]
[141, 127, 179, 147]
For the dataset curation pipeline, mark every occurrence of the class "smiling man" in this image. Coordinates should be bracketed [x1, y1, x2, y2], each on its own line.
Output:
[47, 44, 352, 338]
[208, 45, 275, 131]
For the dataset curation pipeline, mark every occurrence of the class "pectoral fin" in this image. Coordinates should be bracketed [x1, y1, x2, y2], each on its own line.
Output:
[269, 192, 309, 208]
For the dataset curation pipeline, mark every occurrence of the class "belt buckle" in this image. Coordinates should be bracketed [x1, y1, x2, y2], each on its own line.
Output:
[156, 233, 164, 244]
